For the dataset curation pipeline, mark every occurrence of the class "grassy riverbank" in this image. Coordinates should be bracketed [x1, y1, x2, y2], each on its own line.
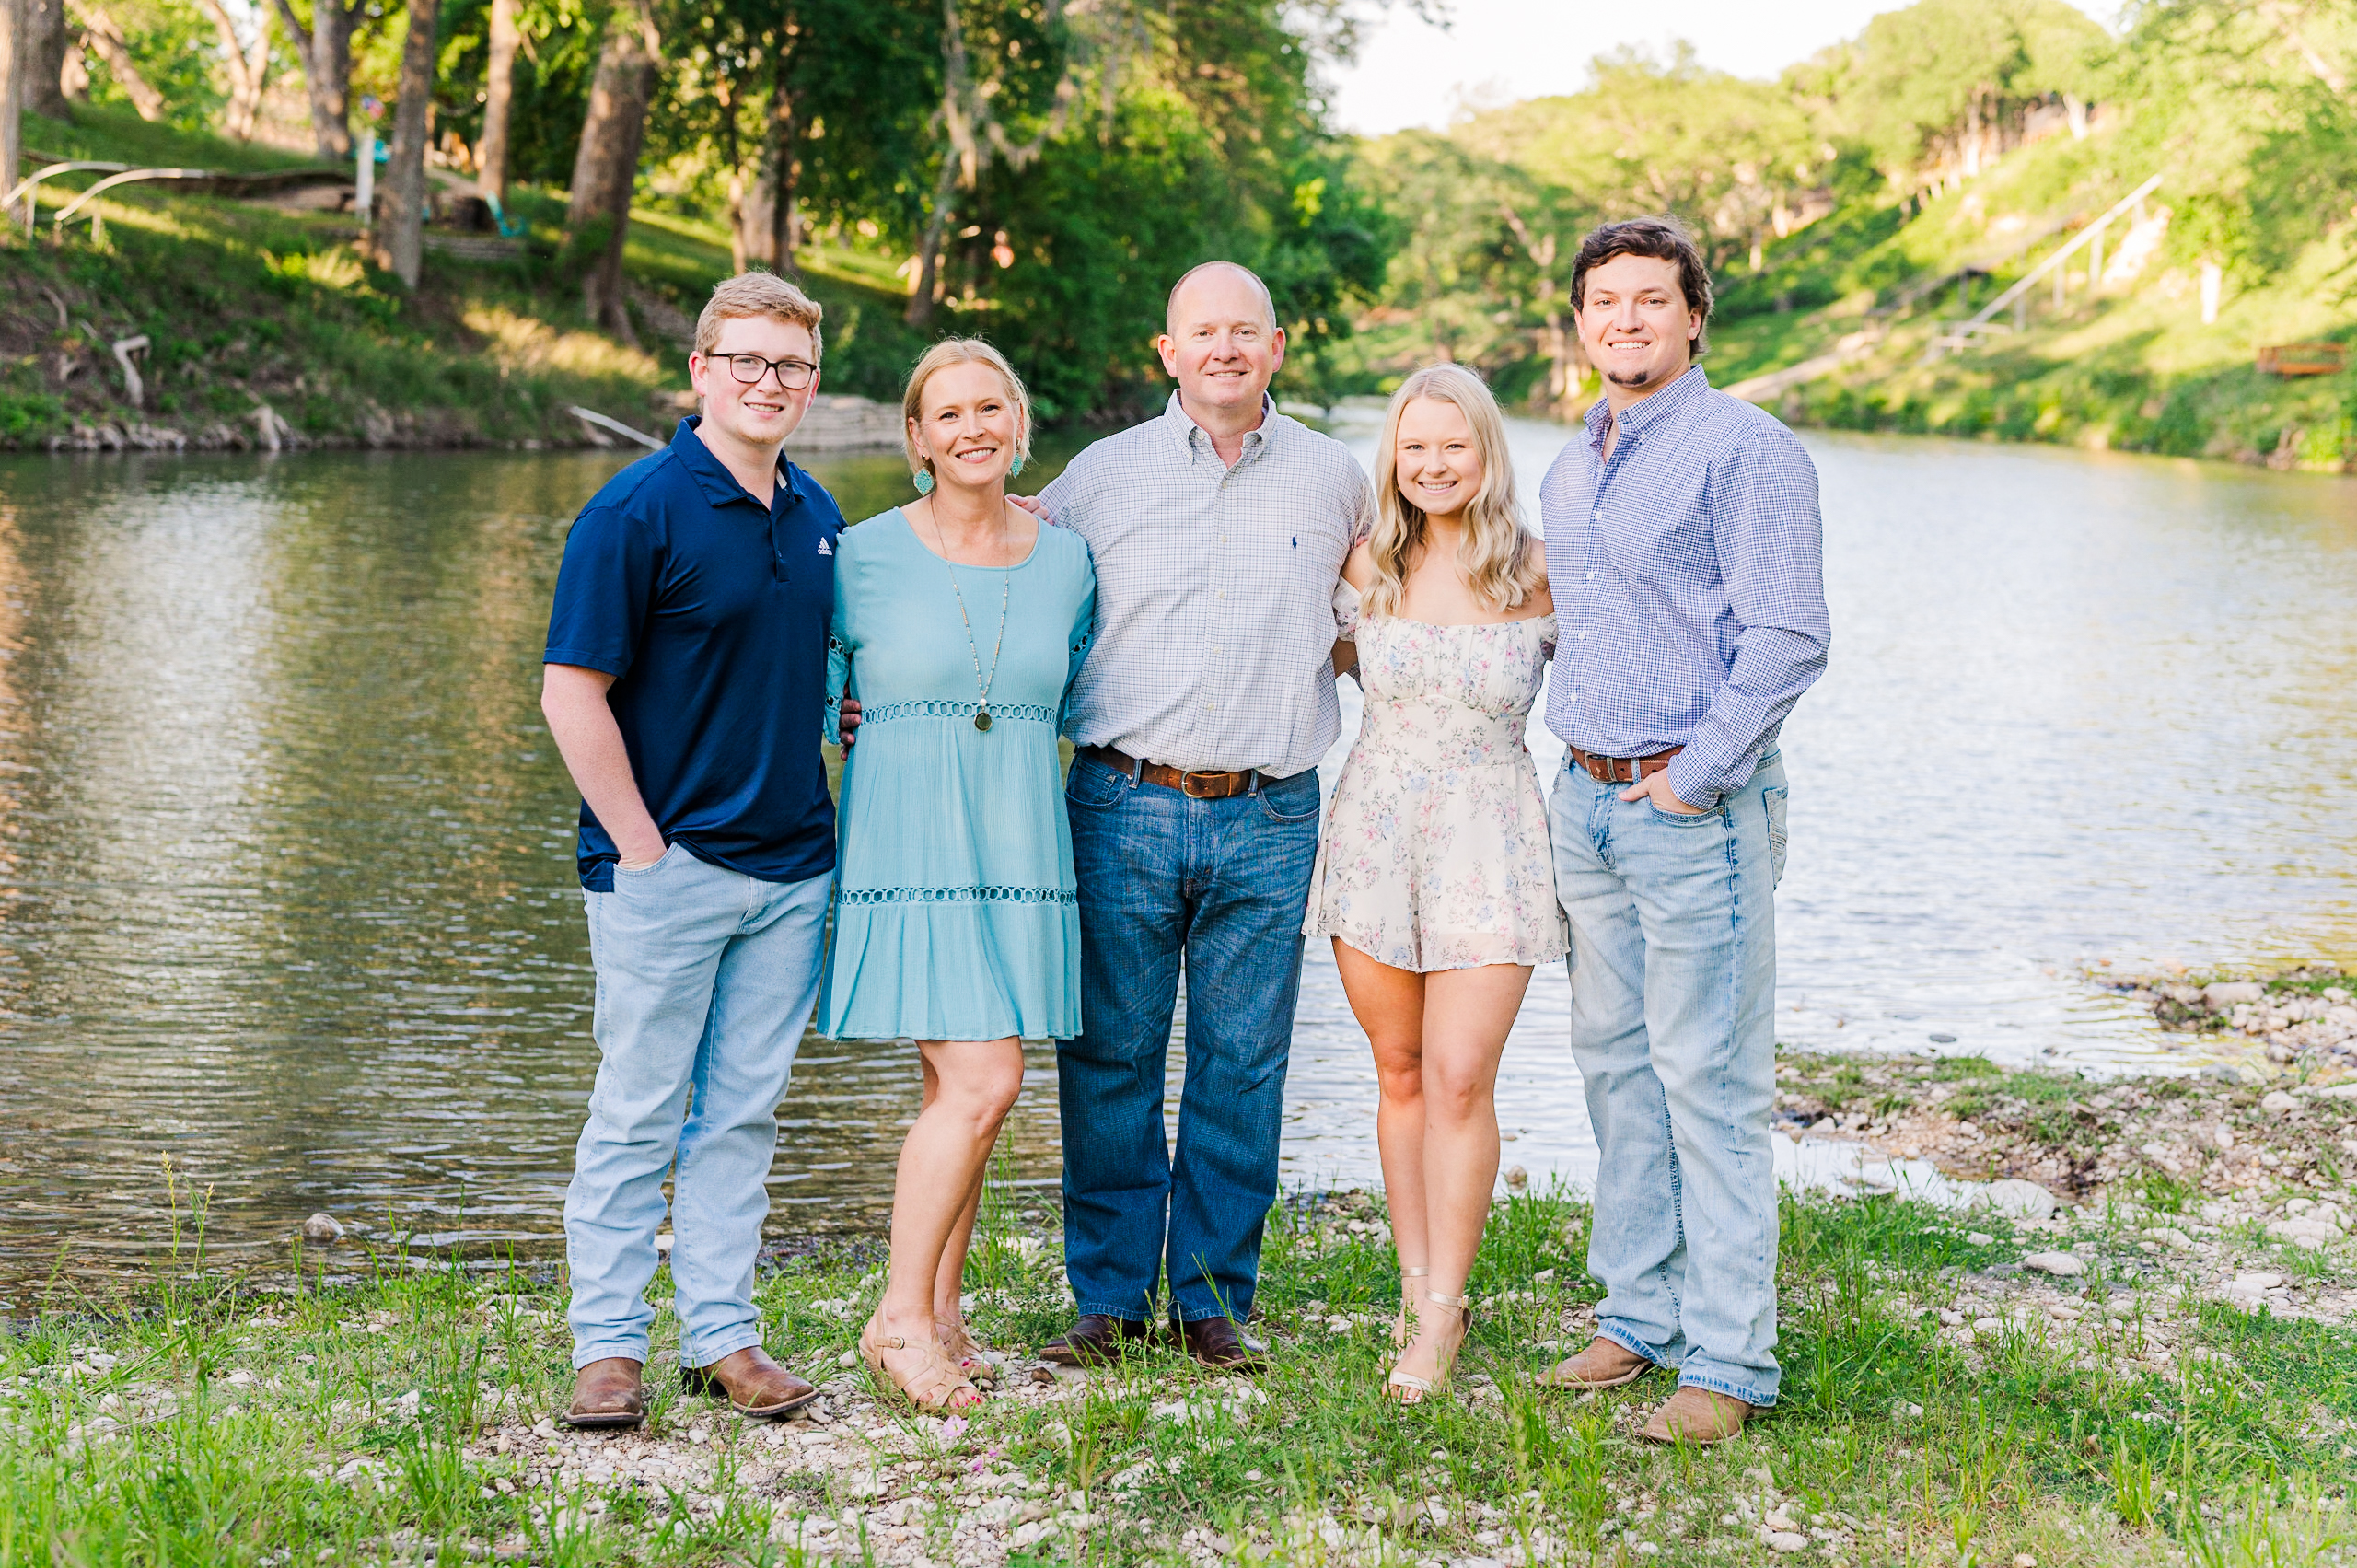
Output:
[1691, 130, 2357, 471]
[6, 1051, 2354, 1568]
[0, 107, 930, 452]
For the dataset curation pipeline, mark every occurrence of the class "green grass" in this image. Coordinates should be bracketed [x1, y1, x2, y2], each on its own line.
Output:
[0, 107, 940, 447]
[19, 103, 323, 175]
[7, 1159, 2353, 1567]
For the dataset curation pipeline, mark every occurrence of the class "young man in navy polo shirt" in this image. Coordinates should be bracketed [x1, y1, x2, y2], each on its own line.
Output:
[541, 273, 847, 1429]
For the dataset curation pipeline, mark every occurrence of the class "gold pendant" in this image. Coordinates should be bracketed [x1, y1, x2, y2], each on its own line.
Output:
[975, 710, 993, 732]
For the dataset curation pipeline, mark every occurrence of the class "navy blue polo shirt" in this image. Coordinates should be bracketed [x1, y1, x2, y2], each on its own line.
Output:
[544, 417, 844, 890]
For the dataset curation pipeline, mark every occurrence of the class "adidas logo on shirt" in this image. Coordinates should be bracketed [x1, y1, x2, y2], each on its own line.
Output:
[817, 538, 834, 555]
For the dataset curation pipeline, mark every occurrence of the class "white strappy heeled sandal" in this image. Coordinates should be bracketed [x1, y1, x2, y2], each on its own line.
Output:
[1391, 1264, 1430, 1352]
[1386, 1289, 1471, 1405]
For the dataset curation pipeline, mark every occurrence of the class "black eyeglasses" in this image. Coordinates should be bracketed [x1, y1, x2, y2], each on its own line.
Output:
[714, 353, 818, 389]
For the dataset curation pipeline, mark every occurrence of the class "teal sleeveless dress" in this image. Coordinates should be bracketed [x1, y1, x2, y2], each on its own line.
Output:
[817, 509, 1096, 1041]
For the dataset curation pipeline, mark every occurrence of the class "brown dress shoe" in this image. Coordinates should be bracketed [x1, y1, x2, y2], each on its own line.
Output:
[1640, 1386, 1756, 1446]
[563, 1357, 645, 1429]
[1039, 1314, 1152, 1366]
[1538, 1336, 1655, 1391]
[680, 1345, 819, 1418]
[1175, 1316, 1268, 1373]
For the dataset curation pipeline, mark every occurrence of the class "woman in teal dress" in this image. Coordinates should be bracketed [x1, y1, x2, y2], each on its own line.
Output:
[820, 338, 1094, 1410]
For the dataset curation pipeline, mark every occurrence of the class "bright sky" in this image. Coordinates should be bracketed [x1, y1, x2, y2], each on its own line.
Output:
[1328, 0, 2119, 135]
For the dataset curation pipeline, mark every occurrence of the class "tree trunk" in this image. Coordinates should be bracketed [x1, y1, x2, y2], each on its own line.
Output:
[904, 155, 956, 325]
[372, 0, 439, 287]
[474, 0, 516, 206]
[191, 0, 270, 141]
[0, 0, 21, 232]
[269, 0, 354, 159]
[765, 13, 801, 275]
[567, 0, 658, 338]
[23, 0, 69, 121]
[717, 64, 749, 273]
[64, 1, 159, 120]
[767, 89, 798, 274]
[309, 0, 353, 157]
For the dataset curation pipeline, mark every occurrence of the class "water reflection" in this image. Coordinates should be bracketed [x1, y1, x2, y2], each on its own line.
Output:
[0, 423, 2351, 1286]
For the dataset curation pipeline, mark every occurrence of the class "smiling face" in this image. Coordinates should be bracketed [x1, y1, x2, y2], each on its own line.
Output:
[1574, 253, 1700, 399]
[910, 360, 1024, 492]
[1157, 265, 1285, 420]
[689, 315, 819, 451]
[1393, 396, 1484, 523]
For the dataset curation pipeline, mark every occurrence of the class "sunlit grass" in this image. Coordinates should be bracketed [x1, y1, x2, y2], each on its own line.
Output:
[5, 1157, 2352, 1566]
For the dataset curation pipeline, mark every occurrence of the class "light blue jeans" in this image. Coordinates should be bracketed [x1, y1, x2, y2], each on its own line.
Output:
[563, 846, 830, 1372]
[1549, 751, 1789, 1407]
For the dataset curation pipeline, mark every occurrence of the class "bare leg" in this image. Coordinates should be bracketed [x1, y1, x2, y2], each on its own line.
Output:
[878, 1038, 1023, 1402]
[933, 1157, 987, 1351]
[1335, 939, 1431, 1336]
[907, 1051, 993, 1348]
[1394, 963, 1533, 1388]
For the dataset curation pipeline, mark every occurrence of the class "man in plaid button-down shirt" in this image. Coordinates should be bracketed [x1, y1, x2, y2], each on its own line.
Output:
[1031, 262, 1371, 1373]
[1535, 220, 1830, 1445]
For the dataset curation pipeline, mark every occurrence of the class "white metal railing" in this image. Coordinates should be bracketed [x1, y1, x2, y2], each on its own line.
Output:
[0, 161, 131, 235]
[570, 407, 665, 451]
[1931, 172, 2164, 354]
[51, 168, 217, 243]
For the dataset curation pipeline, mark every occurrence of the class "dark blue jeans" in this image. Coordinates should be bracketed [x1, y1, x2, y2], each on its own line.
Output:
[1058, 755, 1321, 1325]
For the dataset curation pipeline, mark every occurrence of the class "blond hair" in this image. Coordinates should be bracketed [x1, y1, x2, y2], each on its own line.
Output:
[1364, 364, 1536, 619]
[694, 272, 824, 362]
[900, 338, 1034, 480]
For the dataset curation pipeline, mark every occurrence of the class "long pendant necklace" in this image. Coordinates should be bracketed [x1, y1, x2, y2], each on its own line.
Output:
[923, 508, 1012, 732]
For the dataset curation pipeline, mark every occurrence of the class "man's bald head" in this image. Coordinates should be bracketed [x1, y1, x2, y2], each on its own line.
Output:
[1166, 261, 1278, 336]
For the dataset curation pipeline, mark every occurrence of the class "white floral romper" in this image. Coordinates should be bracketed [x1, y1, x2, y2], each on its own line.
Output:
[1304, 584, 1571, 971]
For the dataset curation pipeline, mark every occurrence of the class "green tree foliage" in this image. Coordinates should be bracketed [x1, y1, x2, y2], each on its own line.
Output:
[1457, 44, 1820, 271]
[2098, 0, 2357, 281]
[1803, 0, 2103, 180]
[75, 0, 238, 132]
[880, 0, 1391, 416]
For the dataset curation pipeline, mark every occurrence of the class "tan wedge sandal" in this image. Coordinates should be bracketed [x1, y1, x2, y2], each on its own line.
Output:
[1391, 1265, 1430, 1352]
[862, 1311, 982, 1411]
[935, 1316, 989, 1365]
[1386, 1290, 1472, 1406]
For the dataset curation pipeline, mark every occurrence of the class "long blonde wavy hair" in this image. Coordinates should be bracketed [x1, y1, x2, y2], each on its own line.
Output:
[1363, 364, 1538, 619]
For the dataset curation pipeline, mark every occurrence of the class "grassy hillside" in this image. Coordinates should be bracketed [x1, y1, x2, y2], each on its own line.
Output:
[1695, 127, 2357, 469]
[0, 107, 930, 451]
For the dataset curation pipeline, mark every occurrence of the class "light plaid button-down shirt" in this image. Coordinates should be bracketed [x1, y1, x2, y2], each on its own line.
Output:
[1540, 366, 1830, 807]
[1039, 392, 1372, 777]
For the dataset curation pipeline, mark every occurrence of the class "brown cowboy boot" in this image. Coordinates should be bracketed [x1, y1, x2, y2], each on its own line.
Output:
[1640, 1386, 1757, 1446]
[680, 1345, 819, 1418]
[1039, 1315, 1153, 1367]
[1174, 1316, 1269, 1374]
[1538, 1336, 1655, 1391]
[562, 1357, 645, 1430]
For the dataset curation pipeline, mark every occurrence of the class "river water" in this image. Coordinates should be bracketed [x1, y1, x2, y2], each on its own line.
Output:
[1, 422, 2352, 1289]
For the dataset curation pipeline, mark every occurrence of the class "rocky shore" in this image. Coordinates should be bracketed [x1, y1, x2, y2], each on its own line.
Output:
[8, 973, 2354, 1566]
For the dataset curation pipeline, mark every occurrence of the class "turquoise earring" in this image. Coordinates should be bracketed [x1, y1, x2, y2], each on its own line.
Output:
[1010, 453, 1026, 478]
[913, 469, 935, 496]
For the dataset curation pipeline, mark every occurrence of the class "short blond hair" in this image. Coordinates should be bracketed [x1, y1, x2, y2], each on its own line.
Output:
[694, 272, 824, 362]
[900, 338, 1033, 479]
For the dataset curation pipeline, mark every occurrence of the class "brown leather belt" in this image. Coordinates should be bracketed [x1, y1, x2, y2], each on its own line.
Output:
[1568, 743, 1683, 785]
[1078, 745, 1265, 800]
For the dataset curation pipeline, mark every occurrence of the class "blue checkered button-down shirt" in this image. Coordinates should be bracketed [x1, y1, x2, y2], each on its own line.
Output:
[1540, 366, 1830, 807]
[1039, 392, 1372, 777]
